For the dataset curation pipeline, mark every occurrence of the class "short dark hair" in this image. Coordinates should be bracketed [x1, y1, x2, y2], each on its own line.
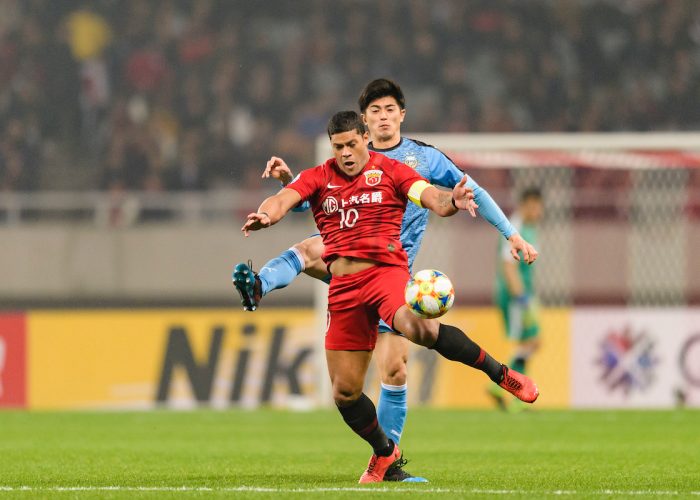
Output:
[520, 187, 543, 203]
[327, 111, 366, 138]
[358, 78, 406, 112]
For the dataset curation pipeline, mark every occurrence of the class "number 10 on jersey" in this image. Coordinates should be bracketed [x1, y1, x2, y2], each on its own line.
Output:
[339, 208, 359, 228]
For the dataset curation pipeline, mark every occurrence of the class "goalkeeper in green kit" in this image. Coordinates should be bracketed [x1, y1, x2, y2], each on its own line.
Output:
[490, 187, 544, 411]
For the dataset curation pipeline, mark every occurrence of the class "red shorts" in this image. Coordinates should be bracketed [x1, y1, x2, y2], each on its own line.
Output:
[325, 264, 409, 351]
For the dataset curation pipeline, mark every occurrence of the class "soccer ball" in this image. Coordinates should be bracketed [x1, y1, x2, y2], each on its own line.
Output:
[404, 269, 455, 319]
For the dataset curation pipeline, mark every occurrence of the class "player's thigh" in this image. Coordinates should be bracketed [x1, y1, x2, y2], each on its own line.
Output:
[365, 266, 440, 347]
[326, 349, 373, 401]
[327, 268, 382, 350]
[375, 332, 409, 380]
[294, 235, 329, 280]
[392, 305, 440, 347]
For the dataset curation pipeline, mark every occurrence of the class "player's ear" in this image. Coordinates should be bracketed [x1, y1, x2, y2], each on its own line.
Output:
[363, 131, 369, 141]
[399, 108, 406, 122]
[361, 113, 368, 125]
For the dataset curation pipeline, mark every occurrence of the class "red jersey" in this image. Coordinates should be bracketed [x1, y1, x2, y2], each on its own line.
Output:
[286, 151, 427, 267]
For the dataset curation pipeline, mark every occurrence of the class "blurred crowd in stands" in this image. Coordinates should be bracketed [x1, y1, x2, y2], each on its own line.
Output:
[1, 0, 700, 192]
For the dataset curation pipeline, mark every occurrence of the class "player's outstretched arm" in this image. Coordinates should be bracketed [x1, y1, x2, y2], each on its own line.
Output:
[417, 175, 477, 217]
[241, 188, 302, 236]
[463, 175, 535, 262]
[427, 147, 516, 238]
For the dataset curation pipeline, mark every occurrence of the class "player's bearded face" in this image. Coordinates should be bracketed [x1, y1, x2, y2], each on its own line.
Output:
[362, 96, 406, 143]
[330, 130, 370, 176]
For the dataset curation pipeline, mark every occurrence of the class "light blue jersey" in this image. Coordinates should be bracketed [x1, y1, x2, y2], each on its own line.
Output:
[370, 137, 516, 271]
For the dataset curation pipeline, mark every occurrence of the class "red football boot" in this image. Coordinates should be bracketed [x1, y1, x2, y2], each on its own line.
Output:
[498, 366, 539, 403]
[358, 443, 402, 484]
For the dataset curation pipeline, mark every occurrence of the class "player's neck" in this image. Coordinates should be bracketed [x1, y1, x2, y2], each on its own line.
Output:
[371, 135, 401, 151]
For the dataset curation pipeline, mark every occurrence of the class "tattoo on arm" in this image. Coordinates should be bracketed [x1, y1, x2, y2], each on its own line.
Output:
[438, 192, 452, 208]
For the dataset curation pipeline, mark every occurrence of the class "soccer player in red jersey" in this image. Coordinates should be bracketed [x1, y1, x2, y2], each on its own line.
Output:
[241, 111, 539, 483]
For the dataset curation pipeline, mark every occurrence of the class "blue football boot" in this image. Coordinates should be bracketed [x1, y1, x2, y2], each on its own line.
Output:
[232, 260, 262, 311]
[383, 457, 429, 483]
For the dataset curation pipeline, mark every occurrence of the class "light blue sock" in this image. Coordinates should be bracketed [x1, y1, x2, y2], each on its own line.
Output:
[377, 383, 407, 444]
[258, 248, 304, 296]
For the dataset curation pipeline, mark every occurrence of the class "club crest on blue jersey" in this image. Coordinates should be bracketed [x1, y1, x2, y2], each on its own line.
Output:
[403, 154, 419, 169]
[364, 169, 383, 186]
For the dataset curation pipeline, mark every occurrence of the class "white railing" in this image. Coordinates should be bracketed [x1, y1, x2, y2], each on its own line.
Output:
[1, 187, 698, 226]
[0, 189, 274, 226]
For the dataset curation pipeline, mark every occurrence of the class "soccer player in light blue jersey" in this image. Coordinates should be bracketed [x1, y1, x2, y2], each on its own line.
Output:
[233, 79, 538, 482]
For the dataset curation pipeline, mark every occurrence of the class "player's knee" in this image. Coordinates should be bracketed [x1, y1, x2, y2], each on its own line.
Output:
[292, 242, 311, 267]
[381, 360, 407, 386]
[394, 308, 439, 347]
[294, 236, 322, 269]
[332, 380, 363, 407]
[408, 319, 439, 347]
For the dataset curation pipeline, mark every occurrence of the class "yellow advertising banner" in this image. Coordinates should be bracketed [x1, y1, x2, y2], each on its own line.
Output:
[27, 308, 570, 410]
[28, 309, 320, 409]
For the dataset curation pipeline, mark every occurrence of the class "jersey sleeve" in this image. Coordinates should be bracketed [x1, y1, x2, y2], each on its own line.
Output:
[284, 173, 312, 212]
[471, 178, 517, 239]
[426, 147, 466, 187]
[426, 147, 516, 239]
[286, 168, 322, 202]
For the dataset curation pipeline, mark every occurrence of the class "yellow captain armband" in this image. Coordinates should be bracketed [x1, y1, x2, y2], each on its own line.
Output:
[408, 180, 431, 208]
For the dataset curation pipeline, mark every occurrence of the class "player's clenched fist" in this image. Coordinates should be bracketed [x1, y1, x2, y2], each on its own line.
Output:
[451, 175, 479, 217]
[241, 212, 271, 237]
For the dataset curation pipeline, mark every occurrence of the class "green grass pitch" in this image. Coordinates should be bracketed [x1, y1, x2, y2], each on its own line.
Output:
[0, 409, 698, 498]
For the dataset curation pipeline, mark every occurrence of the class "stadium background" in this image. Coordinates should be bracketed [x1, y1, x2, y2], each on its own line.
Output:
[1, 0, 700, 413]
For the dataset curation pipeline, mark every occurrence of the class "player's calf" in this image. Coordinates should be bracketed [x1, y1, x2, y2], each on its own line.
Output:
[335, 393, 399, 483]
[429, 324, 505, 382]
[430, 324, 539, 403]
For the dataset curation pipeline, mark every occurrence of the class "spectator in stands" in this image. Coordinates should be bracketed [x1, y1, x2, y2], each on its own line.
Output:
[0, 0, 698, 192]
